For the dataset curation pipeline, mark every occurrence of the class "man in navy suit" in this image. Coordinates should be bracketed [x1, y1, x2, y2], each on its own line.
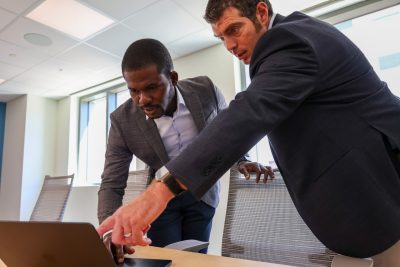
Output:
[98, 1, 400, 265]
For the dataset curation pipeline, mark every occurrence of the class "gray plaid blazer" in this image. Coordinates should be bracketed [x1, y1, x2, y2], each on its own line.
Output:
[98, 76, 229, 223]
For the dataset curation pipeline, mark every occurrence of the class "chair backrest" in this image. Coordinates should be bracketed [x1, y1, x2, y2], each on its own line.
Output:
[122, 170, 150, 205]
[30, 174, 74, 221]
[222, 167, 336, 267]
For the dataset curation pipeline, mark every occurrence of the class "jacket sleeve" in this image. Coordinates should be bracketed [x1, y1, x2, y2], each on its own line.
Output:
[166, 27, 319, 199]
[211, 70, 251, 165]
[97, 112, 133, 223]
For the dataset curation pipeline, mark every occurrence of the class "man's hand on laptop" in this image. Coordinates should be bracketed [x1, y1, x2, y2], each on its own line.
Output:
[97, 180, 174, 247]
[102, 230, 136, 263]
[102, 225, 151, 263]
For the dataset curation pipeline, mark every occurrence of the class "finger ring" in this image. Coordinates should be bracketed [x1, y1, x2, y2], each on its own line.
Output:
[123, 232, 132, 238]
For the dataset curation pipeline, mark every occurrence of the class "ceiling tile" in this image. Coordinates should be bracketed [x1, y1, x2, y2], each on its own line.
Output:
[0, 8, 16, 30]
[50, 80, 92, 97]
[0, 40, 49, 68]
[34, 58, 95, 81]
[56, 44, 120, 72]
[79, 0, 159, 20]
[0, 61, 26, 79]
[168, 28, 219, 57]
[86, 24, 143, 58]
[12, 69, 67, 90]
[92, 63, 121, 80]
[123, 0, 204, 44]
[172, 0, 208, 25]
[0, 0, 38, 14]
[0, 80, 34, 94]
[49, 65, 121, 96]
[0, 17, 78, 56]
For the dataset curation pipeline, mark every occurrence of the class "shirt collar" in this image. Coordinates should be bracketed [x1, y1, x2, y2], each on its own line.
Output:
[176, 86, 186, 107]
[147, 86, 186, 120]
[268, 13, 277, 30]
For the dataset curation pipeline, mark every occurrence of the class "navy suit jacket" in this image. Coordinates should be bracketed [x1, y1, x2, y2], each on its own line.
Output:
[166, 13, 400, 257]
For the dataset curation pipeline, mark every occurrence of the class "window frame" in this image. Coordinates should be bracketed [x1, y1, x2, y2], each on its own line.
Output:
[77, 82, 133, 185]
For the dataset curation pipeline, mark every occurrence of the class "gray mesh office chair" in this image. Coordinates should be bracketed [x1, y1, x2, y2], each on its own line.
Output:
[30, 174, 74, 221]
[223, 168, 373, 267]
[222, 167, 336, 267]
[122, 169, 208, 252]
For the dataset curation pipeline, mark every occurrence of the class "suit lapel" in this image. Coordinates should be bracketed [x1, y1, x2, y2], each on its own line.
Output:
[179, 87, 206, 132]
[136, 112, 169, 165]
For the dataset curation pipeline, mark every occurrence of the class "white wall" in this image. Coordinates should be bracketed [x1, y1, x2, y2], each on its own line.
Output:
[20, 95, 57, 220]
[174, 44, 236, 101]
[0, 95, 58, 220]
[0, 96, 27, 220]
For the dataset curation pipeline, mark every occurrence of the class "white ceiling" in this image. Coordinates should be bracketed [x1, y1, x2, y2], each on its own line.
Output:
[0, 0, 220, 102]
[0, 0, 376, 102]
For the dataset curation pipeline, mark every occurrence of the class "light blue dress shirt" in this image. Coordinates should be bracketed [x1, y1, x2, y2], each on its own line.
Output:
[154, 88, 198, 161]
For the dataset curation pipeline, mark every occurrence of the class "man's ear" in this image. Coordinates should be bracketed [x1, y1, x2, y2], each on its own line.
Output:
[255, 2, 269, 27]
[170, 71, 178, 86]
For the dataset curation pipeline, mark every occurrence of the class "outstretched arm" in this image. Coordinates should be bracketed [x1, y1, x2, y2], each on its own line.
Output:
[97, 178, 179, 246]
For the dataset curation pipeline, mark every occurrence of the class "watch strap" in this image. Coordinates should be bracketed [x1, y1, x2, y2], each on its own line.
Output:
[159, 172, 185, 196]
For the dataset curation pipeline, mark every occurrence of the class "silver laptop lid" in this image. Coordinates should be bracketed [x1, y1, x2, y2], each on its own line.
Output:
[0, 221, 171, 267]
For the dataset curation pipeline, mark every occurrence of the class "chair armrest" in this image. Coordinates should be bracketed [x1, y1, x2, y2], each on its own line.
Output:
[331, 255, 373, 267]
[164, 239, 209, 252]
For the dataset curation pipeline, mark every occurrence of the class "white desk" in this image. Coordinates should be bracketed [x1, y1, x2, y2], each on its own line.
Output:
[130, 246, 294, 267]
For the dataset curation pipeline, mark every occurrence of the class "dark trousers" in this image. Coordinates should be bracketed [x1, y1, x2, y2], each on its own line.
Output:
[147, 192, 215, 254]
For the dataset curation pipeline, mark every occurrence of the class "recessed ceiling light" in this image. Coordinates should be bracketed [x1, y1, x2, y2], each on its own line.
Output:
[0, 79, 6, 85]
[26, 0, 114, 39]
[24, 33, 52, 46]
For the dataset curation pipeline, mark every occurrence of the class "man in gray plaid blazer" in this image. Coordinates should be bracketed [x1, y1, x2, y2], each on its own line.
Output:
[98, 39, 273, 263]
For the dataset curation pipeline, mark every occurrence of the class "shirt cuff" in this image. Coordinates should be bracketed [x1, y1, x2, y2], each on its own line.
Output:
[156, 166, 169, 180]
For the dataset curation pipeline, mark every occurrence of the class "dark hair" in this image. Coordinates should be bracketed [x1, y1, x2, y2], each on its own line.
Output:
[121, 38, 173, 75]
[204, 0, 273, 24]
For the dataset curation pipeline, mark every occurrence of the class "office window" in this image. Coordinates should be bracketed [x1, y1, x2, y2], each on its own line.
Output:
[241, 66, 275, 166]
[86, 97, 107, 184]
[0, 102, 6, 182]
[335, 4, 400, 96]
[78, 87, 137, 185]
[116, 89, 131, 106]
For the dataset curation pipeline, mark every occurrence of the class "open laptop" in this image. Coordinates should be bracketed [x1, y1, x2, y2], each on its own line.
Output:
[0, 221, 172, 267]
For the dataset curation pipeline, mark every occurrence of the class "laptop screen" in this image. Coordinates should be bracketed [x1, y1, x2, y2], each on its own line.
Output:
[0, 221, 171, 267]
